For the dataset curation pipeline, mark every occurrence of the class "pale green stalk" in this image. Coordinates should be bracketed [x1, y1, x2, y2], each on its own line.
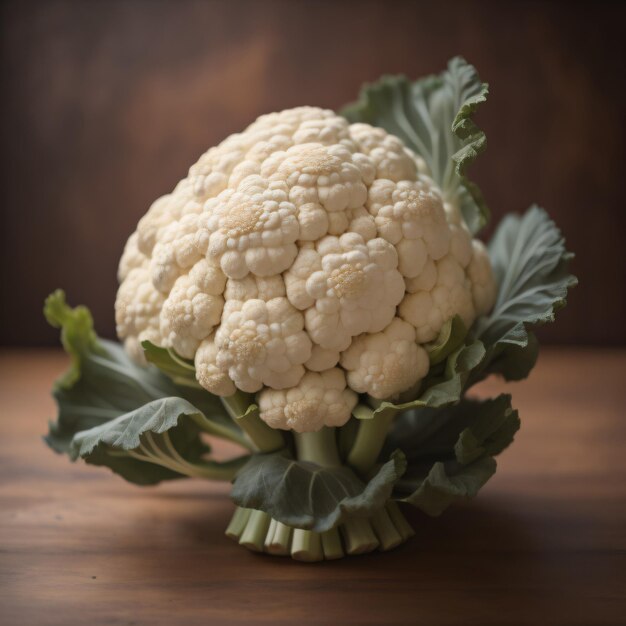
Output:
[370, 507, 403, 551]
[386, 501, 415, 541]
[225, 507, 251, 541]
[239, 509, 271, 552]
[291, 529, 323, 562]
[294, 427, 341, 467]
[321, 528, 344, 560]
[340, 517, 379, 555]
[265, 520, 292, 556]
[221, 394, 285, 452]
[347, 405, 395, 475]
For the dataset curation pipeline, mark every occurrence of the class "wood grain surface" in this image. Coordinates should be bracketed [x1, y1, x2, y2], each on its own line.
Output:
[1, 0, 625, 347]
[0, 348, 625, 625]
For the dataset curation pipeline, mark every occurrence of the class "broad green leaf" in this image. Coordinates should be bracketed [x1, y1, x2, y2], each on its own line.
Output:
[479, 331, 539, 384]
[45, 340, 177, 452]
[420, 339, 485, 404]
[341, 57, 489, 233]
[389, 395, 519, 516]
[141, 340, 255, 448]
[43, 291, 246, 455]
[71, 396, 207, 456]
[472, 206, 577, 382]
[231, 450, 406, 532]
[454, 396, 520, 464]
[384, 394, 519, 464]
[399, 457, 496, 517]
[70, 397, 248, 485]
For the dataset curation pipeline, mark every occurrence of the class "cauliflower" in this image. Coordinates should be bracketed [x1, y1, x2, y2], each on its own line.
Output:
[115, 106, 497, 432]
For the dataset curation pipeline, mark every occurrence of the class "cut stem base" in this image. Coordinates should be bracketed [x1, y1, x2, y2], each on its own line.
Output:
[225, 502, 413, 562]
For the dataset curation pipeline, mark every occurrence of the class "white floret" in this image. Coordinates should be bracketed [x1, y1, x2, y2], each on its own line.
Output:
[224, 274, 285, 302]
[212, 297, 312, 393]
[258, 368, 357, 432]
[136, 184, 200, 256]
[367, 178, 451, 278]
[305, 345, 340, 372]
[284, 233, 405, 351]
[198, 176, 299, 279]
[195, 335, 237, 397]
[117, 232, 146, 282]
[340, 318, 429, 399]
[399, 254, 476, 343]
[261, 143, 373, 237]
[226, 107, 359, 188]
[187, 134, 252, 201]
[159, 259, 226, 358]
[115, 265, 165, 363]
[348, 123, 419, 181]
[150, 211, 205, 293]
[246, 107, 353, 148]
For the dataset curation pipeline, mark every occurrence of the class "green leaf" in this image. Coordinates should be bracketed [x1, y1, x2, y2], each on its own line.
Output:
[70, 396, 247, 485]
[388, 395, 520, 516]
[43, 291, 247, 455]
[480, 331, 539, 383]
[454, 396, 520, 464]
[141, 340, 256, 449]
[399, 457, 496, 517]
[426, 315, 468, 365]
[472, 206, 577, 382]
[46, 342, 174, 452]
[44, 290, 103, 388]
[231, 450, 406, 532]
[341, 56, 489, 233]
[384, 394, 519, 464]
[71, 397, 205, 457]
[384, 339, 485, 416]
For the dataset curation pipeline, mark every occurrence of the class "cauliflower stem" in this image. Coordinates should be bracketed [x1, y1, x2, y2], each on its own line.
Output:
[225, 425, 413, 561]
[220, 393, 286, 452]
[347, 404, 396, 475]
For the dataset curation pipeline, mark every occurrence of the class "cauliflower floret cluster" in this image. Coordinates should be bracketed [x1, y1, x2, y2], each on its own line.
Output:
[259, 369, 357, 432]
[340, 318, 429, 400]
[116, 107, 496, 432]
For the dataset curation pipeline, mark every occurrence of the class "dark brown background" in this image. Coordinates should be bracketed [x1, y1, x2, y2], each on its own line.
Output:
[1, 0, 624, 347]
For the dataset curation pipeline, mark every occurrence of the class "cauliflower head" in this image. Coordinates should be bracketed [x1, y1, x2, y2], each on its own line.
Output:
[115, 107, 496, 432]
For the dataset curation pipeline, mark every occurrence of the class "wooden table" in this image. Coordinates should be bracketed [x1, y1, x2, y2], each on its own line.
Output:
[1, 349, 625, 625]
